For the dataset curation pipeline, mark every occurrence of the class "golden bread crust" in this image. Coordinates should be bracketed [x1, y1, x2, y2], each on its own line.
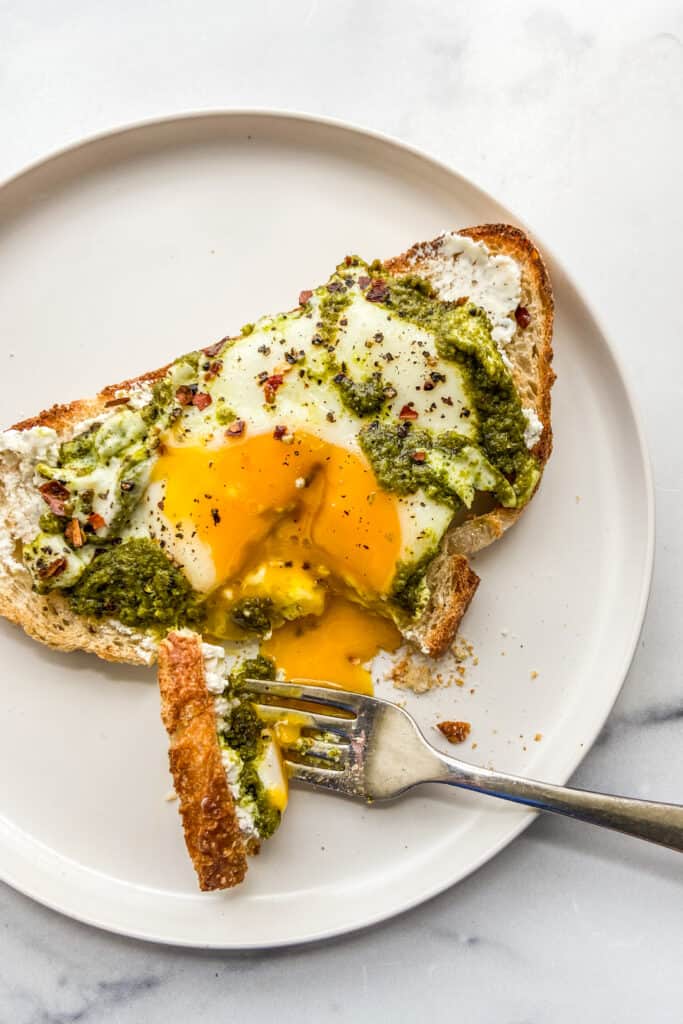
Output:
[157, 630, 250, 890]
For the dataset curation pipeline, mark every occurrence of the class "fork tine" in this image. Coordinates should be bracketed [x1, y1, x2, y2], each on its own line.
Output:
[285, 760, 362, 799]
[251, 703, 355, 737]
[280, 736, 349, 763]
[244, 678, 365, 714]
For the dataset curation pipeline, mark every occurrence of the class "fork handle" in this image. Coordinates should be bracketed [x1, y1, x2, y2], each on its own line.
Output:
[434, 758, 683, 851]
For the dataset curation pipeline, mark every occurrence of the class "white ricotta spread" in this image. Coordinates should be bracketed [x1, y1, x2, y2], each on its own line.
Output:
[0, 427, 59, 567]
[522, 406, 543, 449]
[416, 232, 521, 367]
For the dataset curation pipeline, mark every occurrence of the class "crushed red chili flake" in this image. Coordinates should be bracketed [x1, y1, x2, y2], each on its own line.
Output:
[366, 279, 389, 303]
[39, 480, 70, 516]
[423, 380, 434, 392]
[263, 374, 284, 403]
[515, 305, 532, 329]
[38, 557, 68, 580]
[326, 281, 345, 294]
[438, 720, 471, 744]
[87, 513, 106, 531]
[273, 424, 288, 440]
[410, 450, 426, 463]
[64, 518, 85, 548]
[203, 340, 225, 358]
[225, 419, 246, 437]
[103, 396, 130, 408]
[299, 289, 313, 306]
[398, 404, 418, 420]
[192, 392, 212, 410]
[204, 360, 222, 380]
[175, 385, 195, 406]
[455, 296, 468, 307]
[358, 275, 371, 290]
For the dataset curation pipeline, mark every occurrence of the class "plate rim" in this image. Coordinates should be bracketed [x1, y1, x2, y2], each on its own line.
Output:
[0, 108, 655, 949]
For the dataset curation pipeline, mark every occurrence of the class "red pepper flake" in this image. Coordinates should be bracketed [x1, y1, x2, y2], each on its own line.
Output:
[358, 275, 371, 290]
[103, 396, 130, 408]
[326, 281, 345, 294]
[515, 305, 532, 329]
[87, 513, 106, 531]
[38, 480, 70, 516]
[263, 374, 284, 404]
[438, 720, 471, 744]
[203, 339, 225, 358]
[366, 279, 389, 303]
[192, 392, 212, 410]
[410, 450, 426, 463]
[273, 424, 288, 440]
[299, 289, 313, 306]
[398, 404, 418, 421]
[204, 360, 223, 380]
[455, 296, 468, 307]
[38, 556, 68, 580]
[175, 385, 195, 406]
[64, 518, 85, 548]
[225, 419, 246, 438]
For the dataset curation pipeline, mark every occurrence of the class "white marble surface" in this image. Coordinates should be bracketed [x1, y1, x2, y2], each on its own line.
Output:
[1, 0, 682, 1019]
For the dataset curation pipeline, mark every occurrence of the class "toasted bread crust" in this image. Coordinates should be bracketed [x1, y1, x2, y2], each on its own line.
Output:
[158, 631, 249, 890]
[0, 224, 553, 662]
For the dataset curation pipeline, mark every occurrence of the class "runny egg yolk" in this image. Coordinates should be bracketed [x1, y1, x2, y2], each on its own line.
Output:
[154, 431, 404, 696]
[262, 596, 401, 694]
[153, 431, 402, 597]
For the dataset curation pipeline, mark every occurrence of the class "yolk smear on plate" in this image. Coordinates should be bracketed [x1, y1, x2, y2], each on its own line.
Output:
[262, 595, 401, 694]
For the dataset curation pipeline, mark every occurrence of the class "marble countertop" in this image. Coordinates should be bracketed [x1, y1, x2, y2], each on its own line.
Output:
[1, 1, 682, 1020]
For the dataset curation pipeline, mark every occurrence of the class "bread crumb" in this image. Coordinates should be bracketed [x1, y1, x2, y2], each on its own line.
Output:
[164, 789, 178, 802]
[534, 732, 543, 742]
[576, 495, 581, 503]
[437, 720, 471, 744]
[388, 654, 443, 694]
[530, 670, 539, 679]
[452, 635, 474, 662]
[471, 742, 478, 750]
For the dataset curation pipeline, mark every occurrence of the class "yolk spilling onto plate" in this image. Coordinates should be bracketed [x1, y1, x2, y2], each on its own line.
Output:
[262, 596, 401, 694]
[154, 431, 404, 692]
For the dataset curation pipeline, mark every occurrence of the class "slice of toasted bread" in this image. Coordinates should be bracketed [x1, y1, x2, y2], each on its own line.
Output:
[157, 630, 251, 890]
[0, 224, 553, 663]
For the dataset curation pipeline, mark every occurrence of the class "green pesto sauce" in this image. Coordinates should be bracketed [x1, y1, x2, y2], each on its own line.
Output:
[317, 286, 351, 345]
[220, 655, 280, 839]
[229, 654, 276, 690]
[334, 371, 387, 417]
[359, 422, 465, 509]
[390, 547, 438, 618]
[230, 597, 273, 636]
[375, 275, 537, 503]
[68, 538, 204, 630]
[214, 400, 237, 425]
[39, 511, 67, 534]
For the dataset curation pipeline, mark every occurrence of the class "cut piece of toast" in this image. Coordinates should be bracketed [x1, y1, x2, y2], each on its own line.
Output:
[0, 225, 554, 664]
[158, 629, 287, 890]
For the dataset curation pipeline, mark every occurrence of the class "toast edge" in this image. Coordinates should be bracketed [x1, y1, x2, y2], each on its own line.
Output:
[158, 630, 250, 891]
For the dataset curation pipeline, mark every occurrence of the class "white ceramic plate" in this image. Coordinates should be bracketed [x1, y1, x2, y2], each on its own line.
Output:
[0, 112, 653, 948]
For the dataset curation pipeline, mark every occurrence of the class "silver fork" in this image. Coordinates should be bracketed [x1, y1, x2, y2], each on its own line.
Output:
[246, 678, 683, 852]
